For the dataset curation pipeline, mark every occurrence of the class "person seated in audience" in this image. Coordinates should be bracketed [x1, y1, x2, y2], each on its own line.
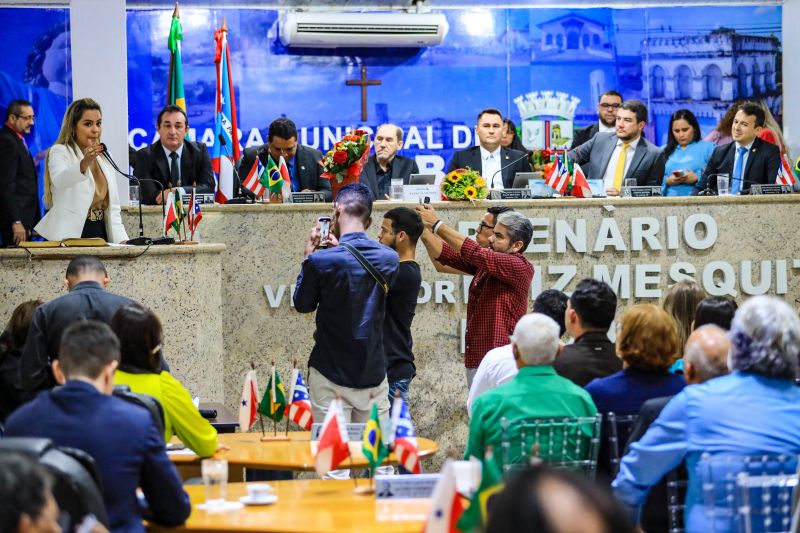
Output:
[704, 100, 744, 147]
[0, 453, 63, 533]
[500, 118, 526, 152]
[613, 295, 800, 532]
[239, 117, 332, 201]
[693, 295, 737, 330]
[0, 299, 42, 422]
[661, 110, 715, 196]
[465, 313, 597, 471]
[585, 304, 686, 416]
[570, 90, 623, 149]
[695, 102, 782, 195]
[662, 280, 706, 373]
[622, 325, 731, 533]
[554, 278, 621, 387]
[111, 303, 220, 457]
[467, 289, 568, 417]
[5, 321, 190, 533]
[485, 464, 635, 533]
[570, 100, 665, 196]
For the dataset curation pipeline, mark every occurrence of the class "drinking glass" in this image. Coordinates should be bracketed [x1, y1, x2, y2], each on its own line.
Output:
[202, 458, 228, 509]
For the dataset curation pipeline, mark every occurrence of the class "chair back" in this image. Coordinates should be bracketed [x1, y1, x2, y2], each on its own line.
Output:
[500, 414, 602, 478]
[667, 469, 689, 533]
[0, 437, 109, 528]
[113, 384, 166, 436]
[699, 453, 798, 533]
[605, 412, 639, 477]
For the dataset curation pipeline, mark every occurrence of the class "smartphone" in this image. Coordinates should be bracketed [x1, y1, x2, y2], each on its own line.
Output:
[418, 196, 431, 205]
[318, 216, 331, 248]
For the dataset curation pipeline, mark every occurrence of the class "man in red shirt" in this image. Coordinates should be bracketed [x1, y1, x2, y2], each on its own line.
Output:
[416, 204, 534, 387]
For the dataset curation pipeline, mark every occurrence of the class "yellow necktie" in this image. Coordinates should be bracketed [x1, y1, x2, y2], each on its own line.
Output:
[612, 142, 630, 190]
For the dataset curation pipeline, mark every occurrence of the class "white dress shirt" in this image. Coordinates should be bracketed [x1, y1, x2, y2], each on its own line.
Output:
[602, 136, 641, 190]
[481, 146, 503, 190]
[598, 121, 615, 134]
[466, 344, 519, 417]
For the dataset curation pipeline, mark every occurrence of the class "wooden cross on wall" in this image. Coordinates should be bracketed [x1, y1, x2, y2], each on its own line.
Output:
[346, 65, 381, 121]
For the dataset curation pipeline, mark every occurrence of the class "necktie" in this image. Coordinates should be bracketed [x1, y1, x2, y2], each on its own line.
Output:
[612, 142, 630, 190]
[487, 153, 496, 187]
[169, 151, 180, 187]
[731, 146, 748, 195]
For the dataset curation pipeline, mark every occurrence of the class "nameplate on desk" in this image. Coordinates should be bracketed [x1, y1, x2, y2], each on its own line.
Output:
[181, 194, 215, 205]
[375, 474, 441, 499]
[490, 189, 533, 200]
[289, 192, 326, 203]
[402, 184, 439, 202]
[310, 423, 365, 441]
[750, 184, 792, 195]
[622, 186, 661, 198]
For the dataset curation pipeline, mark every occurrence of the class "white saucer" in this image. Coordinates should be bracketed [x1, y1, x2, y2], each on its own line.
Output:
[239, 494, 278, 506]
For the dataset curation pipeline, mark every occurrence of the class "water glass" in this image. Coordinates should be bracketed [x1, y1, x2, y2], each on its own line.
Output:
[717, 175, 730, 196]
[129, 185, 140, 207]
[390, 179, 404, 200]
[202, 458, 228, 508]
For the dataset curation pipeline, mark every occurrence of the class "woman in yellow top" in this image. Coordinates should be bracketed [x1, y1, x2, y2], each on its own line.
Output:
[110, 303, 219, 457]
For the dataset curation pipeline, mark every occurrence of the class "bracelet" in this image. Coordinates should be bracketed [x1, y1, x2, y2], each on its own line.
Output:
[432, 220, 443, 235]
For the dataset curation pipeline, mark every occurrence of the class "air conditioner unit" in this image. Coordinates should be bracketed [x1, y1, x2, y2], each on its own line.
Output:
[279, 12, 449, 48]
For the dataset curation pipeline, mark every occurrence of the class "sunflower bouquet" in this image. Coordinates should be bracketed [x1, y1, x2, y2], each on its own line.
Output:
[441, 167, 489, 201]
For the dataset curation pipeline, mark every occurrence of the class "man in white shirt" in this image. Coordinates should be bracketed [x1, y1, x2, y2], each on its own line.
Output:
[447, 108, 531, 190]
[570, 90, 622, 149]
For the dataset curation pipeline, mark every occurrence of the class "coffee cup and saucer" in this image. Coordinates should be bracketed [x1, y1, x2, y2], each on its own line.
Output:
[239, 483, 278, 506]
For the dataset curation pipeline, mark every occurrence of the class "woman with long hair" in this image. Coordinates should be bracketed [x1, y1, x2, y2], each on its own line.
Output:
[704, 100, 745, 146]
[34, 97, 128, 243]
[661, 109, 715, 197]
[501, 118, 527, 152]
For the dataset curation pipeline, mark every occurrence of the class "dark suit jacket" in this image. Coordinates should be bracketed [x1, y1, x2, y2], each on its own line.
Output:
[447, 146, 532, 188]
[695, 137, 781, 194]
[553, 331, 622, 387]
[4, 380, 191, 533]
[239, 144, 332, 201]
[0, 125, 40, 244]
[571, 132, 665, 186]
[570, 122, 600, 150]
[136, 140, 216, 204]
[626, 395, 673, 449]
[20, 281, 136, 395]
[359, 154, 419, 200]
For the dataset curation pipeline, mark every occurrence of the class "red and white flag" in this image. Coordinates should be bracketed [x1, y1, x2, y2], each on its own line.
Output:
[544, 154, 570, 194]
[570, 162, 593, 198]
[422, 460, 469, 533]
[238, 369, 259, 432]
[278, 156, 292, 200]
[314, 398, 350, 476]
[777, 152, 797, 186]
[242, 157, 266, 198]
[391, 395, 421, 473]
[286, 369, 313, 430]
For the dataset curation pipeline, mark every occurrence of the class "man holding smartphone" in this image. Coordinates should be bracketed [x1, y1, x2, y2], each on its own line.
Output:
[293, 184, 399, 454]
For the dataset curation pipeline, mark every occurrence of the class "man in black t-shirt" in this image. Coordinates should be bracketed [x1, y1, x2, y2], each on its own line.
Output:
[378, 207, 424, 410]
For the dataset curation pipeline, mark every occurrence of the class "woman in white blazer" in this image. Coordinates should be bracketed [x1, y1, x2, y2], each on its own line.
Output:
[35, 98, 128, 243]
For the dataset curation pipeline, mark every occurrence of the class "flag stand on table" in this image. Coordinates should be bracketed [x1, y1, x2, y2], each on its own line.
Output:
[284, 360, 314, 434]
[258, 362, 289, 441]
[355, 394, 388, 495]
[314, 395, 353, 483]
[238, 362, 261, 436]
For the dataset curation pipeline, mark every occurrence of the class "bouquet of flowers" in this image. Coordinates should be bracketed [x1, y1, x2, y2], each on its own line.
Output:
[320, 130, 371, 196]
[531, 149, 555, 172]
[441, 167, 490, 201]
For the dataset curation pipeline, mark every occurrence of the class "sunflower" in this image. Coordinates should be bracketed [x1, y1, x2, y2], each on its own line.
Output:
[446, 172, 461, 184]
[474, 177, 486, 188]
[464, 186, 478, 198]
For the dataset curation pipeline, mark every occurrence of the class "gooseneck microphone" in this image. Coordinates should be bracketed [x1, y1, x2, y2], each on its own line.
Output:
[490, 150, 534, 189]
[100, 144, 174, 245]
[217, 134, 251, 204]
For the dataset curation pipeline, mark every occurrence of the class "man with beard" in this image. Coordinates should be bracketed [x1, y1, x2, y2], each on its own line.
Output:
[570, 90, 623, 149]
[360, 124, 419, 200]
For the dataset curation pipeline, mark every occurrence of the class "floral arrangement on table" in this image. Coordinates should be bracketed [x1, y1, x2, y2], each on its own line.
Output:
[530, 149, 556, 172]
[441, 167, 490, 201]
[320, 130, 371, 197]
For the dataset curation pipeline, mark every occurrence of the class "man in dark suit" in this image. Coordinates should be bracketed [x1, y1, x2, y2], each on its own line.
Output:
[240, 117, 332, 202]
[0, 100, 40, 246]
[571, 100, 665, 196]
[570, 90, 622, 149]
[448, 108, 531, 189]
[20, 255, 137, 396]
[6, 320, 191, 533]
[360, 123, 419, 200]
[554, 278, 621, 387]
[695, 102, 781, 195]
[136, 105, 216, 205]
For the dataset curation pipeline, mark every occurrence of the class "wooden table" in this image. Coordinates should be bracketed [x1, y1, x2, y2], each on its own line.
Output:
[200, 402, 238, 434]
[147, 480, 430, 532]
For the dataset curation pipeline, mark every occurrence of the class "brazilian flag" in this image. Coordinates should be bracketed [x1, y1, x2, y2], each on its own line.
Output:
[361, 402, 387, 476]
[258, 368, 286, 422]
[457, 450, 504, 532]
[167, 4, 186, 112]
[262, 155, 284, 195]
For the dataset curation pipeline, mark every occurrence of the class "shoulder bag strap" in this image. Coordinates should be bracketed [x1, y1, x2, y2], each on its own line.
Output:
[340, 242, 389, 295]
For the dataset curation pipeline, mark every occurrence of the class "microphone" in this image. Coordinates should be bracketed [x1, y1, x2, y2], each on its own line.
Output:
[490, 150, 534, 189]
[217, 134, 251, 204]
[697, 172, 761, 196]
[100, 144, 175, 245]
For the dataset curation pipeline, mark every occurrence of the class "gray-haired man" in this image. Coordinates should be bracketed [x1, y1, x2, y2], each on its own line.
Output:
[359, 123, 419, 200]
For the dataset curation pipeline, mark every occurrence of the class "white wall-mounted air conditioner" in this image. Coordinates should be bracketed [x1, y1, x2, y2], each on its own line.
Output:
[279, 12, 449, 48]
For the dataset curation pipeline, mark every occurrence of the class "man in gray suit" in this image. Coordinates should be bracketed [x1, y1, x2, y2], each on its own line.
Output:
[359, 123, 419, 200]
[570, 100, 665, 197]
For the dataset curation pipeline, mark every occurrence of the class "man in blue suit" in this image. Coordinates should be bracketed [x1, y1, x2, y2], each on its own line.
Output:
[5, 320, 190, 533]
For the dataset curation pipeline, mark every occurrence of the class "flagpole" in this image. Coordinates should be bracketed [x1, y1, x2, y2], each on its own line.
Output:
[250, 361, 265, 439]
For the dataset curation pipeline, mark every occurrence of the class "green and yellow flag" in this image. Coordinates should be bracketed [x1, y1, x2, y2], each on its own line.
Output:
[456, 449, 504, 532]
[167, 3, 186, 112]
[170, 190, 184, 234]
[361, 401, 388, 475]
[262, 155, 285, 195]
[258, 366, 286, 422]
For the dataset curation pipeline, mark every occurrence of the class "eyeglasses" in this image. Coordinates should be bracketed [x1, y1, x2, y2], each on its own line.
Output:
[599, 103, 622, 110]
[15, 114, 35, 121]
[477, 221, 494, 232]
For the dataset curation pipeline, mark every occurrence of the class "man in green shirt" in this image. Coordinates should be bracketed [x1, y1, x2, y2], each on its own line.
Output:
[465, 313, 598, 472]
